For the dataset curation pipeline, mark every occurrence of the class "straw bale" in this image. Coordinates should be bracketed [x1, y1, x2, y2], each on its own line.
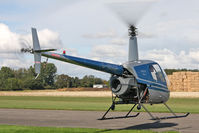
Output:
[168, 71, 199, 92]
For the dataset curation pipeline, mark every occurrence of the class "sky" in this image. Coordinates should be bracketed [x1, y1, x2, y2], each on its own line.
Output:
[0, 0, 199, 80]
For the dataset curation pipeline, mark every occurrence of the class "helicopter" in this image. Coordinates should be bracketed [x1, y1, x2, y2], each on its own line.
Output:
[21, 1, 190, 120]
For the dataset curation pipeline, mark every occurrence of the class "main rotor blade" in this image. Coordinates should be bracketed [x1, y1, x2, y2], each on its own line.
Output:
[106, 0, 156, 26]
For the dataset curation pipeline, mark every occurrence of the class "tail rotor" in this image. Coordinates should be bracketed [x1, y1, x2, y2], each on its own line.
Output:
[20, 28, 57, 79]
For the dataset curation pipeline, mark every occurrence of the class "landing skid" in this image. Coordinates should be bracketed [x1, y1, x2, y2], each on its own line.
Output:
[99, 99, 189, 120]
[99, 89, 189, 120]
[141, 103, 190, 120]
[154, 113, 190, 120]
[99, 112, 140, 120]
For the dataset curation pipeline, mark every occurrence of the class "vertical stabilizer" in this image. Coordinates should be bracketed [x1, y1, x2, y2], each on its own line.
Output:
[32, 28, 41, 50]
[31, 28, 41, 75]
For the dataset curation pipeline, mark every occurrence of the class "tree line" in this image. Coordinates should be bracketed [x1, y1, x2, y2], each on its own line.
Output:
[0, 63, 107, 91]
[164, 68, 199, 75]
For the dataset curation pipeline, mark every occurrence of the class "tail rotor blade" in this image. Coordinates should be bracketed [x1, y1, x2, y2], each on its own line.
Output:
[15, 37, 32, 60]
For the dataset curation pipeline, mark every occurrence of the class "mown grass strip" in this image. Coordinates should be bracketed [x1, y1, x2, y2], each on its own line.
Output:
[0, 96, 198, 113]
[0, 125, 178, 133]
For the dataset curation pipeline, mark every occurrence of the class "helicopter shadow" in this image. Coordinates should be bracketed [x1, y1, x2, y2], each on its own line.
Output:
[94, 121, 178, 133]
[94, 121, 191, 133]
[121, 121, 178, 130]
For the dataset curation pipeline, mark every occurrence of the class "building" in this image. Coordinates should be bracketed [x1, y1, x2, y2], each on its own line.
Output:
[93, 84, 107, 89]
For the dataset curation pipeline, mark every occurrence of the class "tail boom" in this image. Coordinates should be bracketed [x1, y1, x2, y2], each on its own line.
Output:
[31, 27, 124, 76]
[42, 52, 124, 76]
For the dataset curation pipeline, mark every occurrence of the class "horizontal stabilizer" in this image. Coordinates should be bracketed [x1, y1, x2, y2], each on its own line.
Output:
[34, 49, 57, 53]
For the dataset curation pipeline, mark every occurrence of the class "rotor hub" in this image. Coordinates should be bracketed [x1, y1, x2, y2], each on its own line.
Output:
[21, 48, 33, 53]
[128, 25, 137, 37]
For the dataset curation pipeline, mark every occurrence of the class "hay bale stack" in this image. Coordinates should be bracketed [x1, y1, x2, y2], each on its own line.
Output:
[168, 72, 199, 92]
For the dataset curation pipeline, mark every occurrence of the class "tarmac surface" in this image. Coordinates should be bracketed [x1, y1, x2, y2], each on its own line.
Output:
[0, 109, 198, 133]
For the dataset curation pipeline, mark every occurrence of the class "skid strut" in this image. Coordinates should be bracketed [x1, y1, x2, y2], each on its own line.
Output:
[99, 97, 139, 120]
[157, 103, 190, 120]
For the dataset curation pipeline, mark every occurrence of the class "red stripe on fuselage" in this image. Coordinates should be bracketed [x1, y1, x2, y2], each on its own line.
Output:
[51, 54, 60, 58]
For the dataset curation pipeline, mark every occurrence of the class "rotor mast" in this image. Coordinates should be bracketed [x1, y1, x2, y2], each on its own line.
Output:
[128, 25, 138, 62]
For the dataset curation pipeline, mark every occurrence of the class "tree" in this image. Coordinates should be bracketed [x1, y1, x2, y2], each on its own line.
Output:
[0, 67, 15, 90]
[40, 63, 57, 87]
[5, 78, 22, 91]
[81, 76, 89, 87]
[79, 75, 104, 88]
[0, 64, 111, 90]
[87, 75, 95, 87]
[94, 78, 103, 84]
[73, 77, 80, 88]
[0, 67, 14, 79]
[55, 74, 70, 88]
[23, 78, 44, 90]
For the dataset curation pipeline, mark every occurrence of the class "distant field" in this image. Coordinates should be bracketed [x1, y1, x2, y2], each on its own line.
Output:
[0, 96, 198, 113]
[1, 90, 199, 98]
[0, 125, 177, 133]
[0, 90, 112, 97]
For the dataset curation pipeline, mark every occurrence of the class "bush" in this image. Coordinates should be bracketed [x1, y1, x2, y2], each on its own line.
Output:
[5, 78, 22, 91]
[24, 78, 44, 90]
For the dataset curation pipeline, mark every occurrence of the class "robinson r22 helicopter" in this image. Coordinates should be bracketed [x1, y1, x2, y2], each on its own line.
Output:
[21, 1, 189, 120]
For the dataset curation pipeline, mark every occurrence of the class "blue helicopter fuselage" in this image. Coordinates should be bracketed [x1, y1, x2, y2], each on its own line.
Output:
[123, 60, 170, 103]
[41, 52, 169, 104]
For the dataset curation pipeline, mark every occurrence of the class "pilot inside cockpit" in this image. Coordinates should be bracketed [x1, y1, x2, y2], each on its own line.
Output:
[149, 65, 157, 81]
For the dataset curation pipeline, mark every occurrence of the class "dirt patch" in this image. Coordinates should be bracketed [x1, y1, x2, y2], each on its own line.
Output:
[58, 88, 109, 91]
[1, 90, 199, 98]
[170, 92, 199, 98]
[0, 90, 112, 97]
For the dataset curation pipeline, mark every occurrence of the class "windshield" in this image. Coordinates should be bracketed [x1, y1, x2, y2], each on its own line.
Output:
[162, 69, 170, 87]
[149, 64, 166, 83]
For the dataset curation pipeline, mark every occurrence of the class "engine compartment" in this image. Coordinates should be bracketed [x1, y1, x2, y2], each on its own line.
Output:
[110, 74, 149, 103]
[110, 76, 137, 97]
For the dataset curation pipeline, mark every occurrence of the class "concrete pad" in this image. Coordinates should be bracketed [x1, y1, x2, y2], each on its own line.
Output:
[0, 109, 198, 133]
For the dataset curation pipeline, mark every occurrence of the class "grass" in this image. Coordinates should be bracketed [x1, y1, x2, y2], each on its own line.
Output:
[0, 125, 178, 133]
[0, 96, 198, 113]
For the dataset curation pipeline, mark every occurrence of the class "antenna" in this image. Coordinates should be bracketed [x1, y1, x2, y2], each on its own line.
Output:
[128, 25, 138, 62]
